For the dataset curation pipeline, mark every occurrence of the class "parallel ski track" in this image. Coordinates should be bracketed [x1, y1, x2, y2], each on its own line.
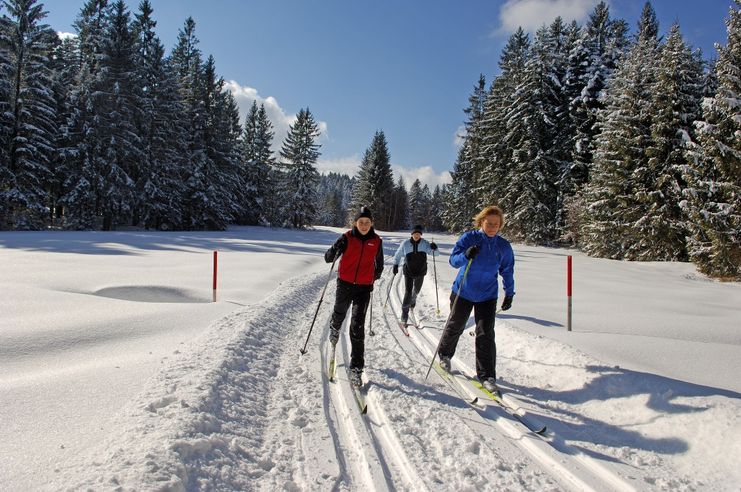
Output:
[384, 272, 638, 492]
[317, 281, 424, 491]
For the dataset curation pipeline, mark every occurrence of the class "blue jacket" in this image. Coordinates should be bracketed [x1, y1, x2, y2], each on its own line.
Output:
[449, 230, 515, 302]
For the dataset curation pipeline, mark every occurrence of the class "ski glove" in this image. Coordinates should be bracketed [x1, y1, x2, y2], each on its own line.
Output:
[333, 235, 348, 255]
[393, 264, 399, 275]
[430, 242, 438, 251]
[464, 245, 480, 260]
[501, 296, 513, 311]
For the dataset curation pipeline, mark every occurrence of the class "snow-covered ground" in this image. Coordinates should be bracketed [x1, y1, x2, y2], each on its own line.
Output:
[1, 226, 739, 491]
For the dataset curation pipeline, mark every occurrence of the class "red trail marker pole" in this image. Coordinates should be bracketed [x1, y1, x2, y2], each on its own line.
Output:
[213, 251, 218, 302]
[567, 255, 572, 331]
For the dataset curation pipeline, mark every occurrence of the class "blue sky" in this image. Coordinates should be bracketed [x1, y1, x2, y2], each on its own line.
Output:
[43, 0, 730, 190]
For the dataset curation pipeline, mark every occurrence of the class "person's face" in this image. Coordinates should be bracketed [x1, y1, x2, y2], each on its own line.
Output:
[481, 214, 501, 237]
[411, 232, 422, 241]
[356, 217, 372, 234]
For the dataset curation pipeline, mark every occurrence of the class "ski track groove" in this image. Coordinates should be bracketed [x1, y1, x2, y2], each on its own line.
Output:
[318, 278, 425, 492]
[386, 272, 639, 492]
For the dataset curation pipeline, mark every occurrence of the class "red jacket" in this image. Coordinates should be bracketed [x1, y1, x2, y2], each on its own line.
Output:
[336, 228, 383, 285]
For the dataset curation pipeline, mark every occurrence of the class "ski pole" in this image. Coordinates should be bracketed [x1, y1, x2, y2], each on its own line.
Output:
[383, 272, 397, 309]
[432, 237, 440, 316]
[299, 256, 338, 355]
[425, 258, 473, 379]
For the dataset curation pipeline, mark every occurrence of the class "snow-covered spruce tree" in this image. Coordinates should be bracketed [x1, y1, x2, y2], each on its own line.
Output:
[682, 0, 741, 279]
[581, 3, 660, 259]
[639, 24, 704, 260]
[132, 0, 186, 230]
[568, 2, 629, 199]
[442, 75, 486, 233]
[315, 172, 353, 226]
[202, 55, 243, 229]
[498, 21, 564, 244]
[0, 2, 11, 226]
[278, 107, 321, 229]
[238, 100, 276, 225]
[0, 0, 57, 229]
[48, 36, 80, 226]
[429, 184, 446, 231]
[408, 178, 430, 227]
[389, 176, 409, 231]
[254, 104, 279, 225]
[349, 130, 394, 229]
[92, 0, 142, 230]
[169, 18, 226, 230]
[477, 29, 530, 213]
[58, 0, 111, 230]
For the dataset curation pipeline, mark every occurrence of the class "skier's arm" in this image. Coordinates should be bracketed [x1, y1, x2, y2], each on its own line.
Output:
[325, 234, 347, 263]
[421, 239, 438, 257]
[449, 235, 471, 268]
[374, 240, 385, 280]
[499, 243, 515, 297]
[392, 241, 406, 267]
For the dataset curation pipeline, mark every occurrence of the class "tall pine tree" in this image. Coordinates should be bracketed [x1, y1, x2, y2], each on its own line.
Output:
[639, 23, 703, 260]
[0, 0, 57, 229]
[683, 0, 741, 278]
[350, 130, 395, 229]
[582, 3, 660, 258]
[278, 107, 321, 228]
[443, 75, 486, 233]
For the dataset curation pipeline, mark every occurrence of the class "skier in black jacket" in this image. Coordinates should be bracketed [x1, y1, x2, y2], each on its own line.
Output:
[391, 225, 438, 324]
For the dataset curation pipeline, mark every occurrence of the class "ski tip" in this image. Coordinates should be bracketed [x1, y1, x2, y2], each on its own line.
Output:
[361, 405, 368, 414]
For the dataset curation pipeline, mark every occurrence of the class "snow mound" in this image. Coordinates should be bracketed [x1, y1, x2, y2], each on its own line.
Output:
[92, 285, 209, 303]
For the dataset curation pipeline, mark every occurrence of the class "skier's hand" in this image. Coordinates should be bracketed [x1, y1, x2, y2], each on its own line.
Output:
[333, 235, 347, 255]
[393, 265, 399, 275]
[464, 245, 480, 260]
[501, 296, 513, 311]
[430, 241, 438, 251]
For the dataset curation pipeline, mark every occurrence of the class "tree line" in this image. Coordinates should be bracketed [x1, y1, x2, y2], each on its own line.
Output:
[445, 1, 740, 279]
[0, 0, 446, 233]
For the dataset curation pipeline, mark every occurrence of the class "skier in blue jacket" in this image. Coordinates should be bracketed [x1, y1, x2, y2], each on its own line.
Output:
[392, 224, 438, 325]
[437, 205, 515, 393]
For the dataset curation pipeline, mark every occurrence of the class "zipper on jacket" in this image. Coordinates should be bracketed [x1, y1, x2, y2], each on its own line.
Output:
[353, 239, 366, 284]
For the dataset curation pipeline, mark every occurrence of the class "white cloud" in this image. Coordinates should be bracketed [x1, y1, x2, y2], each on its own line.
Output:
[224, 80, 329, 154]
[317, 156, 451, 192]
[392, 165, 451, 192]
[316, 155, 363, 176]
[57, 31, 76, 40]
[454, 124, 466, 149]
[497, 0, 599, 34]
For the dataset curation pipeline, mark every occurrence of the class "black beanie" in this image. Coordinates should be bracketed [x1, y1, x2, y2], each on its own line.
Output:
[412, 224, 423, 234]
[355, 206, 373, 221]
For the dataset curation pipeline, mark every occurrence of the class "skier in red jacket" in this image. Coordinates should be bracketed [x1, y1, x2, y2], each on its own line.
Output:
[324, 206, 384, 387]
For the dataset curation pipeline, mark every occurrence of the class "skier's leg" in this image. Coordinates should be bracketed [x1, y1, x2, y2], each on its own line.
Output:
[473, 299, 497, 380]
[438, 293, 474, 359]
[330, 281, 352, 344]
[410, 276, 424, 309]
[349, 289, 371, 370]
[401, 274, 414, 322]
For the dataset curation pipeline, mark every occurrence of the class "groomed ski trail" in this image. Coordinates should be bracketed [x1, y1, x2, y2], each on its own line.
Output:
[383, 269, 641, 492]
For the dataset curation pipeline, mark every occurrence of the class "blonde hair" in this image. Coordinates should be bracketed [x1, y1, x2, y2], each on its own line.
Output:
[473, 205, 505, 229]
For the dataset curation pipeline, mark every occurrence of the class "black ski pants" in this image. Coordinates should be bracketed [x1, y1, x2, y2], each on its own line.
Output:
[401, 274, 425, 317]
[330, 279, 372, 370]
[437, 292, 497, 381]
